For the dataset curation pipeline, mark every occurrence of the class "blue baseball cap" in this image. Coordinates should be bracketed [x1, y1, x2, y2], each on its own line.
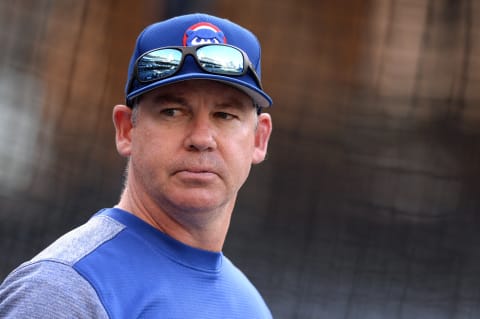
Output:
[125, 13, 272, 108]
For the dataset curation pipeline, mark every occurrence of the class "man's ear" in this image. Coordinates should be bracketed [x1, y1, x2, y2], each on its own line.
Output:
[252, 113, 272, 164]
[113, 105, 134, 157]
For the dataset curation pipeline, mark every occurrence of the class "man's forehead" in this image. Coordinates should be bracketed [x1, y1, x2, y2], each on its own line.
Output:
[143, 80, 254, 106]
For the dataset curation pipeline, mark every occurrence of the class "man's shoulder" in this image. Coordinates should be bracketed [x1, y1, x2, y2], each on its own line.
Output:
[32, 211, 125, 266]
[0, 211, 124, 318]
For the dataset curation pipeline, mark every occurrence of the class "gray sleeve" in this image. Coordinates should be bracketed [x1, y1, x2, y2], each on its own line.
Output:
[0, 260, 109, 319]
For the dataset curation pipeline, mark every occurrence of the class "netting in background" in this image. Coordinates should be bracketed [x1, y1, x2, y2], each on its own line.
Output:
[1, 0, 480, 318]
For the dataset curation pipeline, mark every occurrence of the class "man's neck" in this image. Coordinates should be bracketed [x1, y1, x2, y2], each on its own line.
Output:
[115, 186, 232, 252]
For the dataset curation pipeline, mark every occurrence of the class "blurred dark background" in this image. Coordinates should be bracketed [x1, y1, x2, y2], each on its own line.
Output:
[1, 0, 480, 318]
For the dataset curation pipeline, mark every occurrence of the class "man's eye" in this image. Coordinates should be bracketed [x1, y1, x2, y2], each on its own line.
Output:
[215, 112, 236, 120]
[160, 108, 180, 117]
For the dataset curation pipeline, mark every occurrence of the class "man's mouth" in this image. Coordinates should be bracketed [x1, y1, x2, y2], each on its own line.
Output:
[174, 167, 219, 182]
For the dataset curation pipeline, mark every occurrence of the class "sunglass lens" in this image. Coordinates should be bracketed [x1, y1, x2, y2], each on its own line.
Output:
[196, 46, 245, 75]
[137, 49, 182, 82]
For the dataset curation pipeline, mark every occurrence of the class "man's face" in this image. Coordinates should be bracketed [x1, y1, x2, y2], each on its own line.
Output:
[116, 80, 272, 216]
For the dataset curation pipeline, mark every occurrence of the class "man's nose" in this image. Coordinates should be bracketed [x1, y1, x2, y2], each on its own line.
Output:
[184, 114, 217, 152]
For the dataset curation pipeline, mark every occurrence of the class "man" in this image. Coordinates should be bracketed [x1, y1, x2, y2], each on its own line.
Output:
[0, 13, 273, 318]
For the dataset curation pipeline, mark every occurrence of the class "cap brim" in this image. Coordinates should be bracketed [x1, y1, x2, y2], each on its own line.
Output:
[127, 73, 273, 108]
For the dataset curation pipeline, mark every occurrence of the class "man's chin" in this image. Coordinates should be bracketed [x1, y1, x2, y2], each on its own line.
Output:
[167, 191, 226, 213]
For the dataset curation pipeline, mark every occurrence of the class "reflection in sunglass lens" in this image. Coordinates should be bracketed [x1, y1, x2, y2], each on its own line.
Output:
[137, 49, 182, 82]
[197, 46, 244, 75]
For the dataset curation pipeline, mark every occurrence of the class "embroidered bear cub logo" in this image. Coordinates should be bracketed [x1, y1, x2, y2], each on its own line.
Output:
[183, 22, 226, 46]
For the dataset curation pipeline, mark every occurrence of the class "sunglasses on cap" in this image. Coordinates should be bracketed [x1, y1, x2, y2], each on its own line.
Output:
[131, 43, 263, 90]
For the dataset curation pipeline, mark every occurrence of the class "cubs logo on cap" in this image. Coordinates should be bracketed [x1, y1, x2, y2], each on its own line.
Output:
[183, 22, 226, 46]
